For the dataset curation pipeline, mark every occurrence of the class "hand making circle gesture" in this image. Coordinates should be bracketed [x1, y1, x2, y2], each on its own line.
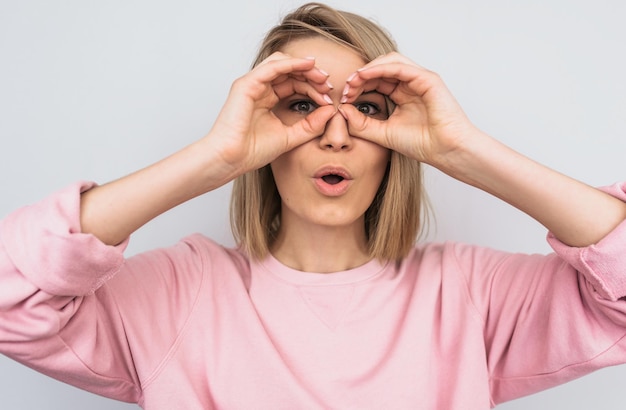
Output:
[206, 52, 337, 176]
[338, 52, 480, 167]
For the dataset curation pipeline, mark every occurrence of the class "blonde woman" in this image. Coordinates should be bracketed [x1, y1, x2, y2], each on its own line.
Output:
[1, 3, 625, 409]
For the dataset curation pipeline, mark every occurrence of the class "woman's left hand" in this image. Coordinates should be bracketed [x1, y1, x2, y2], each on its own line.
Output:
[338, 52, 480, 168]
[340, 52, 626, 248]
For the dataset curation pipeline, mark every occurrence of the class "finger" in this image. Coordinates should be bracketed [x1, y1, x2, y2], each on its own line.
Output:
[285, 105, 337, 149]
[361, 51, 424, 70]
[283, 67, 333, 89]
[342, 63, 439, 105]
[252, 56, 321, 86]
[233, 58, 331, 109]
[341, 77, 399, 104]
[357, 62, 435, 85]
[256, 63, 332, 102]
[256, 53, 332, 89]
[338, 104, 391, 148]
[272, 78, 333, 107]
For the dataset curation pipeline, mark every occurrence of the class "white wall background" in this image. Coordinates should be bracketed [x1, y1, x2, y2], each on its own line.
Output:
[0, 0, 624, 408]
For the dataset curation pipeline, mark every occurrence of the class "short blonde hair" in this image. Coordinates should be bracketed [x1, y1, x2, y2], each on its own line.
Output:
[230, 2, 426, 261]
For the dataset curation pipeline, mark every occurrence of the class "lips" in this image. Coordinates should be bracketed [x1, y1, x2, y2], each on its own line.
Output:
[313, 166, 352, 196]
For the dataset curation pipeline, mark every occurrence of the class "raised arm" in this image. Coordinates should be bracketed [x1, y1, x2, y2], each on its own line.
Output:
[81, 54, 336, 245]
[340, 53, 626, 247]
[428, 129, 626, 247]
[0, 53, 337, 402]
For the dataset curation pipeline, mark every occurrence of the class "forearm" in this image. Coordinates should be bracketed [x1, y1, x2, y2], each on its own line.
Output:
[80, 136, 236, 246]
[435, 130, 626, 247]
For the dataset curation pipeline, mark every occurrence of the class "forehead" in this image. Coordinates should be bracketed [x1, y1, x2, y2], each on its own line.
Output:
[280, 37, 366, 79]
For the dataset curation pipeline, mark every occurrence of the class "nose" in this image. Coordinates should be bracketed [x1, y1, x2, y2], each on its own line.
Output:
[318, 111, 352, 151]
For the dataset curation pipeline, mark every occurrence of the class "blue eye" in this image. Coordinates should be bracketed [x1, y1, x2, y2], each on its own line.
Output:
[289, 100, 318, 114]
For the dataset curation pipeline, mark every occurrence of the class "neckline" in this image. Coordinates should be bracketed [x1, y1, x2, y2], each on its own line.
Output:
[257, 252, 389, 286]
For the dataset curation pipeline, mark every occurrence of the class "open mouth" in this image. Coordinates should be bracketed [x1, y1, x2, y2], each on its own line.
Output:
[313, 167, 352, 196]
[321, 174, 345, 185]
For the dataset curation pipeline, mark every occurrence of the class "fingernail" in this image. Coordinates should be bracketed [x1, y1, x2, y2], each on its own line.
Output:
[318, 68, 329, 76]
[305, 56, 315, 60]
[326, 80, 334, 89]
[340, 95, 348, 103]
[346, 72, 357, 82]
[323, 94, 333, 105]
[342, 84, 350, 95]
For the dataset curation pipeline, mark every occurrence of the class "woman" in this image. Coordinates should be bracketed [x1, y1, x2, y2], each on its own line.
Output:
[1, 2, 625, 409]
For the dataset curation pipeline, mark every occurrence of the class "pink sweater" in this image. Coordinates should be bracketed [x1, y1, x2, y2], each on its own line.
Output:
[1, 181, 626, 409]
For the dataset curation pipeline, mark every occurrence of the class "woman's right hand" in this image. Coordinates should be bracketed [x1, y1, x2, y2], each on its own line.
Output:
[206, 52, 337, 178]
[79, 53, 336, 245]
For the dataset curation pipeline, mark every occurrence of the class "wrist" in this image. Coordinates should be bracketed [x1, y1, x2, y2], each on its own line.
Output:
[428, 128, 497, 181]
[177, 136, 242, 197]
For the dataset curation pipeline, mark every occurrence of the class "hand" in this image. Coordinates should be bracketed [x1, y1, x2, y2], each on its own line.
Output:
[206, 53, 337, 176]
[338, 52, 479, 167]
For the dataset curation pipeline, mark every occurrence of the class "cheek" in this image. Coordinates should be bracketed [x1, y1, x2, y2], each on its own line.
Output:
[367, 151, 391, 191]
[270, 151, 303, 196]
[371, 150, 391, 178]
[359, 157, 389, 200]
[270, 161, 288, 193]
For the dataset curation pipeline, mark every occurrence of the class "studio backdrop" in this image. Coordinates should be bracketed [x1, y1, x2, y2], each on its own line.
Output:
[1, 0, 624, 409]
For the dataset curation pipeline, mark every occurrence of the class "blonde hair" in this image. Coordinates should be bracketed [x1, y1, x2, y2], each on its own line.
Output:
[230, 2, 427, 261]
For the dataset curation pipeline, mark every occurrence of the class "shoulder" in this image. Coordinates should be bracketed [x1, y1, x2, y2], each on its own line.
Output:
[180, 234, 250, 268]
[401, 241, 521, 277]
[118, 234, 251, 289]
[403, 240, 504, 263]
[178, 234, 253, 288]
[162, 234, 252, 283]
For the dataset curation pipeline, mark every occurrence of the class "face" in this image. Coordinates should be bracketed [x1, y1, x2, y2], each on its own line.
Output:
[270, 37, 391, 232]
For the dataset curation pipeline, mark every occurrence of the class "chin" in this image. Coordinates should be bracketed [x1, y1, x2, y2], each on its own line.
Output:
[305, 209, 366, 230]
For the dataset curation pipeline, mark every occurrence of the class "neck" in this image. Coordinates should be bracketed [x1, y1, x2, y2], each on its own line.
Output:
[270, 217, 371, 273]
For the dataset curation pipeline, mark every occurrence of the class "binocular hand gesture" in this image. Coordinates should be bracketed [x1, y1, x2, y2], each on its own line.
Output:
[338, 52, 479, 167]
[207, 53, 336, 177]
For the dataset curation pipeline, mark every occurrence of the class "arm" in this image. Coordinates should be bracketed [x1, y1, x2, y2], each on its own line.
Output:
[450, 227, 626, 404]
[0, 54, 335, 398]
[339, 53, 626, 246]
[0, 188, 215, 402]
[435, 130, 626, 247]
[81, 55, 336, 245]
[341, 55, 626, 402]
[0, 53, 335, 332]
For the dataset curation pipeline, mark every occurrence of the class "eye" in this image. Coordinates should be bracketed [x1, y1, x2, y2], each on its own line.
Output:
[289, 100, 318, 115]
[354, 102, 381, 117]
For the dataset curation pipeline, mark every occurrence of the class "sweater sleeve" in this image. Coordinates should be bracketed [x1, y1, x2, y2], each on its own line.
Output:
[458, 181, 626, 405]
[545, 181, 626, 301]
[0, 181, 127, 297]
[0, 182, 252, 406]
[0, 182, 142, 402]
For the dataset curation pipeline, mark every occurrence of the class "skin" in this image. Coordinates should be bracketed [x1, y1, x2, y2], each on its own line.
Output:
[269, 38, 391, 272]
[338, 53, 626, 248]
[79, 35, 626, 273]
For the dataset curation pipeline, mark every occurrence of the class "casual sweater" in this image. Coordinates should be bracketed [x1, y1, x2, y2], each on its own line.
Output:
[1, 181, 626, 409]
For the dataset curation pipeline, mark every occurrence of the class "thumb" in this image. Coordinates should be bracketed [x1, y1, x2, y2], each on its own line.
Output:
[286, 105, 336, 149]
[339, 104, 390, 148]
